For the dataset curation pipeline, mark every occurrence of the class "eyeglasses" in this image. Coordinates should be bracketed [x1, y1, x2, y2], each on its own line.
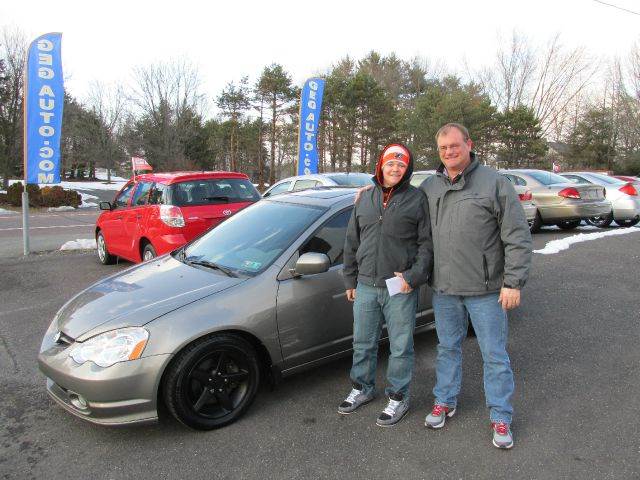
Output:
[438, 144, 462, 152]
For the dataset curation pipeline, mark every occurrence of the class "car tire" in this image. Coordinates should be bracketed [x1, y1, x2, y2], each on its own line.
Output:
[586, 211, 613, 228]
[142, 243, 157, 261]
[529, 211, 542, 233]
[556, 220, 581, 230]
[96, 231, 116, 265]
[163, 334, 260, 431]
[614, 217, 640, 228]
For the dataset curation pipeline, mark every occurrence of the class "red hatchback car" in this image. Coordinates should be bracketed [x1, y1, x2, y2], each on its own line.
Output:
[95, 171, 261, 264]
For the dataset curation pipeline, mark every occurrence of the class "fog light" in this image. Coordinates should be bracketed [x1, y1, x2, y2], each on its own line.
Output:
[69, 393, 88, 410]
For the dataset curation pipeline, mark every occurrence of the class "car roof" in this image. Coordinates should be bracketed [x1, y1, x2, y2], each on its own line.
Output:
[266, 186, 357, 209]
[132, 171, 249, 185]
[273, 172, 371, 183]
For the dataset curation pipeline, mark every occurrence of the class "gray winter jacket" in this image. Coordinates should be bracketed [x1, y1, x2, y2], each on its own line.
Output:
[343, 176, 433, 291]
[420, 154, 532, 295]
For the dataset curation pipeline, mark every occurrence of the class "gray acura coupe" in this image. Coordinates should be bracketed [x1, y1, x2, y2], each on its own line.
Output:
[38, 188, 435, 430]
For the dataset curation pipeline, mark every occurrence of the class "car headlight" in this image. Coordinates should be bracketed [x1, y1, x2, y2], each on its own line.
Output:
[68, 327, 149, 368]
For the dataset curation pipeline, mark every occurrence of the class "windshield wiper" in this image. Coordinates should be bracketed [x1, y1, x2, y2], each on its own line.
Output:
[185, 258, 237, 277]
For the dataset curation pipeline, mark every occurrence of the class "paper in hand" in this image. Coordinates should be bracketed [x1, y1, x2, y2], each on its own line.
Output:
[385, 276, 404, 296]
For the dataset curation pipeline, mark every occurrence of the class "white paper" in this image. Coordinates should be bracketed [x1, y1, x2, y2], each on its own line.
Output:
[385, 276, 404, 296]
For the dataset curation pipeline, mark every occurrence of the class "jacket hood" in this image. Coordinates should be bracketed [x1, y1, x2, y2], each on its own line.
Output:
[374, 143, 414, 190]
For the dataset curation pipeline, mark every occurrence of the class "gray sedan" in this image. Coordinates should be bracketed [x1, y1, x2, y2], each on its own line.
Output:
[262, 173, 374, 197]
[500, 169, 610, 230]
[38, 189, 434, 430]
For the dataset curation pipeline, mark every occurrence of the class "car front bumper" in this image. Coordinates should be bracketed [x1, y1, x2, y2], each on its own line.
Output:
[539, 200, 611, 222]
[38, 342, 171, 426]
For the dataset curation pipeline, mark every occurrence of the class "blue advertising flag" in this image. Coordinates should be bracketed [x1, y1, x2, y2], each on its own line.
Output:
[297, 78, 325, 175]
[24, 33, 64, 184]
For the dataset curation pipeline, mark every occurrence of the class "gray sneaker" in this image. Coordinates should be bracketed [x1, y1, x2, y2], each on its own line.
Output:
[491, 422, 514, 449]
[338, 388, 375, 414]
[425, 404, 456, 429]
[376, 395, 409, 427]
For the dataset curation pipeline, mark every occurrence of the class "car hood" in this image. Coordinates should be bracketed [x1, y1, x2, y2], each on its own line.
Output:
[54, 255, 246, 341]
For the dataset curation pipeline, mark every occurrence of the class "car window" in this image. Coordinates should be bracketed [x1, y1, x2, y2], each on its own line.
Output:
[562, 175, 587, 184]
[293, 179, 320, 191]
[170, 178, 260, 206]
[300, 208, 353, 266]
[132, 181, 153, 206]
[527, 171, 568, 186]
[148, 183, 168, 205]
[263, 181, 292, 197]
[584, 173, 624, 185]
[324, 174, 374, 187]
[183, 201, 327, 275]
[503, 174, 526, 186]
[113, 182, 135, 209]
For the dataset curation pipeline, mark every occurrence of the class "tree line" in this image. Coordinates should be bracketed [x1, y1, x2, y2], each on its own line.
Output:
[2, 28, 640, 191]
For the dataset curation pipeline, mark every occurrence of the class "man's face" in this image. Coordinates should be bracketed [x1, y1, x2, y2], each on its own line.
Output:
[381, 160, 407, 187]
[437, 128, 473, 173]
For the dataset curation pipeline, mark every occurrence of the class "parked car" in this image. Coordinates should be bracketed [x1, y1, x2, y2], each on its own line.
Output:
[499, 169, 610, 230]
[262, 172, 373, 197]
[39, 188, 435, 430]
[560, 171, 640, 227]
[409, 170, 437, 187]
[511, 185, 539, 232]
[612, 175, 640, 188]
[96, 172, 261, 264]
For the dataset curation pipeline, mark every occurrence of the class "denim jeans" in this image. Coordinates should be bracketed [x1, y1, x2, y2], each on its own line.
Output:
[432, 292, 514, 424]
[350, 283, 418, 399]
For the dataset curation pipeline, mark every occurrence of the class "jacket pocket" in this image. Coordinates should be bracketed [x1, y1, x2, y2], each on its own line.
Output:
[482, 254, 489, 290]
[455, 193, 493, 230]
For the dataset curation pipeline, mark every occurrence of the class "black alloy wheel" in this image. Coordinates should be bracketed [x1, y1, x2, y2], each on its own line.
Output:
[586, 211, 614, 228]
[614, 216, 640, 228]
[96, 231, 116, 265]
[163, 334, 260, 430]
[556, 219, 581, 230]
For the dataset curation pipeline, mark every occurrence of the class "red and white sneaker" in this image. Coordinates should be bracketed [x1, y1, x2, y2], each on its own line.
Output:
[491, 422, 514, 449]
[424, 404, 456, 429]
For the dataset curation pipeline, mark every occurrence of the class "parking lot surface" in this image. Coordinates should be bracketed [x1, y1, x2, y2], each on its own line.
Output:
[1, 229, 639, 479]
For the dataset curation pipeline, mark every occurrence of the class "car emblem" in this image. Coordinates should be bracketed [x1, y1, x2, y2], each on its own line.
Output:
[223, 209, 232, 216]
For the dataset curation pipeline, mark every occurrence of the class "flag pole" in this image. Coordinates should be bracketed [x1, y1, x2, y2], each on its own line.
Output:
[22, 40, 31, 256]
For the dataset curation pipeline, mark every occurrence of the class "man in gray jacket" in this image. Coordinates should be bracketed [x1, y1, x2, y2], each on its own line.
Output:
[340, 143, 433, 427]
[422, 123, 532, 449]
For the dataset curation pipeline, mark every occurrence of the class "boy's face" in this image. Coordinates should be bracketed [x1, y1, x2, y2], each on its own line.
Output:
[382, 160, 407, 188]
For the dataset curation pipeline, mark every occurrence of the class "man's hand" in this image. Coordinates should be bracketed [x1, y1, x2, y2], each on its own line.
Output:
[498, 287, 520, 310]
[354, 184, 373, 203]
[346, 289, 356, 301]
[394, 272, 413, 293]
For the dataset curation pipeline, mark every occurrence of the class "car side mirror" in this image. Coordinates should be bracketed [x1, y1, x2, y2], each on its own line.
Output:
[290, 252, 330, 277]
[99, 201, 113, 211]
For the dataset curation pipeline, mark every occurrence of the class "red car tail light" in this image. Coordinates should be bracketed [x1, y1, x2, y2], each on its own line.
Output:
[619, 183, 638, 196]
[518, 190, 533, 201]
[160, 205, 185, 227]
[558, 187, 581, 199]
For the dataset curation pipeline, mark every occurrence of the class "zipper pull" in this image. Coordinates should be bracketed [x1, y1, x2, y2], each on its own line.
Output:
[379, 215, 383, 222]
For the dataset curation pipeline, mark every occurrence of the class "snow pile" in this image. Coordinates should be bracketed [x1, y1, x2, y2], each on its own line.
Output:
[80, 192, 99, 208]
[48, 206, 76, 212]
[0, 207, 17, 215]
[60, 238, 97, 251]
[534, 227, 640, 255]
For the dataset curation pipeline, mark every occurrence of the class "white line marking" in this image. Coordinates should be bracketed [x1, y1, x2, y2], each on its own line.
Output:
[0, 224, 92, 232]
[534, 227, 640, 255]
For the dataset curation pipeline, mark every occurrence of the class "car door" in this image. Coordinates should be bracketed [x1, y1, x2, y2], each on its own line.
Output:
[124, 181, 154, 260]
[275, 208, 355, 368]
[102, 182, 136, 257]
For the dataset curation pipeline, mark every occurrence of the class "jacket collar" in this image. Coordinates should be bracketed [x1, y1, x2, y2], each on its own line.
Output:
[436, 152, 479, 189]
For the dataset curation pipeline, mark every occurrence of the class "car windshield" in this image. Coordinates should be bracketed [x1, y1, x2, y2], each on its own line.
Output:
[170, 178, 261, 206]
[324, 174, 373, 186]
[527, 171, 569, 186]
[180, 201, 326, 275]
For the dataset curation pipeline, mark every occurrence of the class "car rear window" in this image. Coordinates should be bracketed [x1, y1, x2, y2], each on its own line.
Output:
[527, 171, 569, 186]
[324, 174, 373, 186]
[170, 178, 261, 206]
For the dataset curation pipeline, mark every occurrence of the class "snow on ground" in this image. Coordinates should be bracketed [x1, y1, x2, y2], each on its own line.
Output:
[7, 178, 125, 191]
[95, 168, 128, 182]
[47, 206, 76, 212]
[60, 239, 97, 251]
[79, 192, 99, 208]
[534, 227, 640, 255]
[0, 207, 17, 215]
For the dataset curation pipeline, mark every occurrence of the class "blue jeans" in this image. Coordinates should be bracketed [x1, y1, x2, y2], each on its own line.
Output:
[432, 292, 514, 424]
[350, 283, 418, 399]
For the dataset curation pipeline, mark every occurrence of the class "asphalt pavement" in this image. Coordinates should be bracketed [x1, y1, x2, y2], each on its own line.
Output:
[1, 229, 639, 479]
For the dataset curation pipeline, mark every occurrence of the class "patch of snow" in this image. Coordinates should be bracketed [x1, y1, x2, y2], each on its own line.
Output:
[80, 192, 99, 208]
[95, 168, 128, 182]
[8, 178, 125, 191]
[0, 208, 17, 214]
[60, 238, 97, 251]
[48, 206, 76, 212]
[534, 227, 640, 255]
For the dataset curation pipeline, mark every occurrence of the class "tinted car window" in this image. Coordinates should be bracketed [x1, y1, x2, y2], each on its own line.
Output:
[293, 179, 320, 191]
[264, 181, 292, 197]
[300, 208, 353, 266]
[324, 174, 373, 186]
[113, 183, 135, 208]
[133, 181, 153, 206]
[527, 171, 569, 186]
[170, 179, 260, 206]
[182, 201, 327, 275]
[149, 183, 167, 205]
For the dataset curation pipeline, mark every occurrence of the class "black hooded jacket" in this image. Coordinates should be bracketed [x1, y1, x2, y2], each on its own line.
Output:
[343, 145, 433, 290]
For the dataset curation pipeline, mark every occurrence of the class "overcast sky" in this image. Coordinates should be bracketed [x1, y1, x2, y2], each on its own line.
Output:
[2, 0, 639, 112]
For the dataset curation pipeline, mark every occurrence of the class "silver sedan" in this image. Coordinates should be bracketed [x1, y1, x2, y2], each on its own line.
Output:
[38, 189, 434, 430]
